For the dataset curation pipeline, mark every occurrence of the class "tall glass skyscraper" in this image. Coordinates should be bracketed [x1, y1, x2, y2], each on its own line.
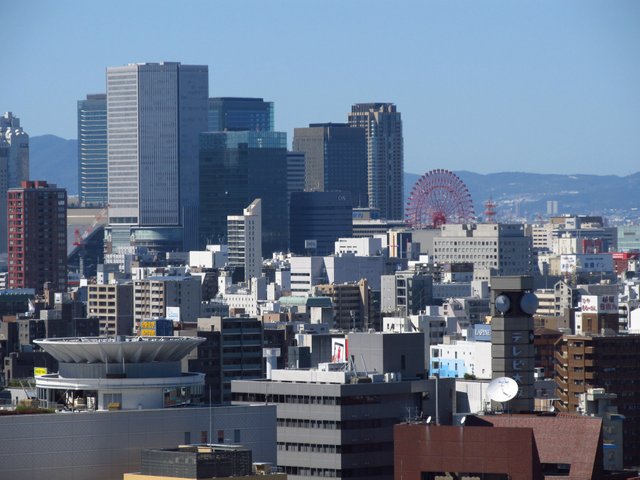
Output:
[77, 94, 107, 206]
[348, 103, 404, 220]
[106, 62, 208, 252]
[208, 97, 274, 132]
[293, 122, 368, 207]
[199, 131, 288, 255]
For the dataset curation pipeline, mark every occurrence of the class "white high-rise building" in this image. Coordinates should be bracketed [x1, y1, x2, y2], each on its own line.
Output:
[106, 62, 208, 252]
[0, 112, 29, 253]
[228, 199, 263, 283]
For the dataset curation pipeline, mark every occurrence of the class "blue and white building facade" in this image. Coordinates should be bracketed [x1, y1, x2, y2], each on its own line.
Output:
[430, 325, 492, 379]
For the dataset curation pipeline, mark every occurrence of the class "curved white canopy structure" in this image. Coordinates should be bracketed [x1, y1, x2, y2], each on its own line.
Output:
[34, 336, 204, 364]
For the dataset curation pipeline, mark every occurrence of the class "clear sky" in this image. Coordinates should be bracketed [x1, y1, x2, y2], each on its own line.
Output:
[1, 0, 638, 175]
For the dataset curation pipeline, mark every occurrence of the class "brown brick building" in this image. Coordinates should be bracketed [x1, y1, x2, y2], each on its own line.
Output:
[534, 328, 562, 379]
[7, 180, 67, 294]
[394, 414, 634, 480]
[554, 334, 640, 468]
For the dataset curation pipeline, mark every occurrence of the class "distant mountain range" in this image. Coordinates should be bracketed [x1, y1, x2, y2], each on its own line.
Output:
[30, 135, 78, 194]
[31, 135, 638, 220]
[404, 171, 639, 221]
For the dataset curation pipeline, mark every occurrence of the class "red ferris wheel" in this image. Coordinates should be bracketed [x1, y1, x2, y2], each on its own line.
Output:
[405, 169, 476, 228]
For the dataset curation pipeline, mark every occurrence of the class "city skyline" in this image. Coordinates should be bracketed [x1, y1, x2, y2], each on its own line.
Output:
[1, 0, 639, 176]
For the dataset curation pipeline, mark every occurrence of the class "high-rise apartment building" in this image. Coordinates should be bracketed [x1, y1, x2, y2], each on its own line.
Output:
[199, 131, 288, 255]
[77, 94, 108, 206]
[0, 112, 29, 253]
[293, 123, 367, 207]
[348, 103, 403, 220]
[554, 334, 640, 467]
[133, 275, 201, 332]
[208, 97, 274, 132]
[106, 62, 208, 253]
[7, 181, 67, 294]
[227, 199, 262, 283]
[87, 283, 134, 336]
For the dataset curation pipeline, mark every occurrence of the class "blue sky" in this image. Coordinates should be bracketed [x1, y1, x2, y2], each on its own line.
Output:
[1, 0, 638, 175]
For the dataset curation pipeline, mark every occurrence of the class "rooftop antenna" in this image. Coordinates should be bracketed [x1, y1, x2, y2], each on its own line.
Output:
[360, 354, 369, 376]
[209, 385, 212, 445]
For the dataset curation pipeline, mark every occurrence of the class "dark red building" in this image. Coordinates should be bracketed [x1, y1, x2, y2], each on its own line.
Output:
[394, 414, 636, 480]
[7, 180, 67, 294]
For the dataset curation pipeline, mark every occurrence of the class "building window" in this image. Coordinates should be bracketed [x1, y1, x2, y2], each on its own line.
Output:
[103, 393, 122, 407]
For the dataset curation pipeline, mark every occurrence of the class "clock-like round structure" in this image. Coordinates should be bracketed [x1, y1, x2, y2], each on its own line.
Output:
[495, 294, 511, 314]
[520, 292, 539, 315]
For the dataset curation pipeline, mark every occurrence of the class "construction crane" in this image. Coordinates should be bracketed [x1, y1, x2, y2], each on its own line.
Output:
[72, 205, 109, 277]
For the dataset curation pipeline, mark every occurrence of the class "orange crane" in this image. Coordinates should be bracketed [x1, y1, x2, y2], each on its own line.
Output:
[73, 205, 109, 248]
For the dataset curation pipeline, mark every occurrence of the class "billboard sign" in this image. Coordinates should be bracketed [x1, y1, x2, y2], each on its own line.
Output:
[166, 306, 181, 323]
[581, 294, 618, 314]
[472, 323, 492, 342]
[331, 338, 348, 363]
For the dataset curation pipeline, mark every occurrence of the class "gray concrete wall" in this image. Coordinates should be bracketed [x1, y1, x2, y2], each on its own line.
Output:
[0, 404, 276, 480]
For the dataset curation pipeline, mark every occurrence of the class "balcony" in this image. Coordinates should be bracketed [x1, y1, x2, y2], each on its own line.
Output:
[555, 363, 568, 378]
[554, 350, 567, 364]
[556, 377, 568, 390]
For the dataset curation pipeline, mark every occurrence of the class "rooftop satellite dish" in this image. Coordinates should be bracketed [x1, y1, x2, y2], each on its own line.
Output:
[487, 376, 519, 403]
[460, 416, 467, 425]
[426, 416, 432, 424]
[549, 406, 555, 413]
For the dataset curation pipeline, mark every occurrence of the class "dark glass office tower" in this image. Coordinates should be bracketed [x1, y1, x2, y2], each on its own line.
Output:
[348, 103, 403, 220]
[77, 94, 107, 207]
[208, 97, 274, 132]
[199, 131, 288, 255]
[292, 123, 367, 207]
[289, 191, 353, 256]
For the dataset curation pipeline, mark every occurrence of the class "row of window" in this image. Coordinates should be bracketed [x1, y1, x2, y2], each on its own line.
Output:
[278, 441, 393, 454]
[277, 417, 395, 430]
[233, 392, 383, 406]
